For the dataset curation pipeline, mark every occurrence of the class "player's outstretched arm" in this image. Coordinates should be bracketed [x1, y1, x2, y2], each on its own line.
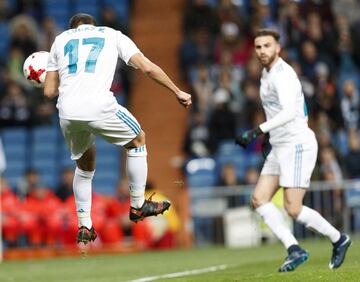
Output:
[44, 71, 60, 98]
[129, 53, 192, 108]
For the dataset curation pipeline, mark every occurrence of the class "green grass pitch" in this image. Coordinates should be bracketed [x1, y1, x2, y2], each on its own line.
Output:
[0, 237, 359, 282]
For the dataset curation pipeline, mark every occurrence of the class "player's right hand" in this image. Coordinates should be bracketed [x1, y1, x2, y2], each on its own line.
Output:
[235, 127, 263, 148]
[176, 91, 192, 108]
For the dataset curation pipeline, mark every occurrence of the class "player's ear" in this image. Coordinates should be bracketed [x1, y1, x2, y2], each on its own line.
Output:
[276, 43, 281, 54]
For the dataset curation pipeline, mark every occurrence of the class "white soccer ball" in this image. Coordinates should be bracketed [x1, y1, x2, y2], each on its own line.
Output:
[23, 51, 49, 88]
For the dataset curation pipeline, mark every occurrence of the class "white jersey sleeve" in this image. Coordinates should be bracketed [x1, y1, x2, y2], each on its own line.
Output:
[47, 41, 59, 72]
[116, 31, 142, 67]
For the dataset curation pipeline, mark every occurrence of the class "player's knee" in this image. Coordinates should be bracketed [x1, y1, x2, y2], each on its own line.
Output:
[125, 130, 146, 149]
[285, 204, 301, 219]
[252, 194, 265, 209]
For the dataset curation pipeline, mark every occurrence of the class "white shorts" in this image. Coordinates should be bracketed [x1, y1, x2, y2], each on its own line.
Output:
[261, 137, 318, 188]
[60, 106, 141, 160]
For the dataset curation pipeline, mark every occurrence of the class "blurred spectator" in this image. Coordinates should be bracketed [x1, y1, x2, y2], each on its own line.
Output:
[29, 90, 56, 125]
[300, 0, 334, 25]
[100, 6, 128, 34]
[218, 162, 241, 207]
[0, 0, 12, 21]
[56, 167, 74, 202]
[319, 146, 344, 228]
[219, 162, 239, 187]
[191, 63, 215, 116]
[208, 88, 236, 153]
[1, 177, 22, 247]
[244, 167, 260, 184]
[314, 62, 344, 131]
[22, 185, 62, 246]
[39, 17, 60, 52]
[183, 111, 210, 158]
[180, 27, 215, 80]
[281, 0, 306, 50]
[16, 168, 44, 199]
[299, 40, 325, 81]
[341, 79, 360, 130]
[182, 0, 219, 37]
[213, 21, 252, 66]
[9, 14, 38, 57]
[333, 0, 360, 24]
[345, 130, 360, 178]
[0, 81, 30, 127]
[6, 47, 26, 86]
[105, 180, 152, 247]
[0, 137, 5, 174]
[304, 12, 337, 66]
[320, 146, 343, 184]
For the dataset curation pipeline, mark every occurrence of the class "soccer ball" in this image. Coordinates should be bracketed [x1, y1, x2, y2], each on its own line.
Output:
[23, 51, 49, 88]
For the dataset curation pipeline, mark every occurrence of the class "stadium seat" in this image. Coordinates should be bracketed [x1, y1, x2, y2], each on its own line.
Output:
[73, 0, 99, 19]
[92, 137, 121, 194]
[29, 126, 59, 188]
[1, 128, 28, 188]
[102, 0, 130, 23]
[2, 127, 28, 144]
[0, 22, 10, 54]
[185, 158, 218, 188]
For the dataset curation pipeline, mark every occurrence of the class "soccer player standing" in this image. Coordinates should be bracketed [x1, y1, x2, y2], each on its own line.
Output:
[235, 29, 351, 272]
[44, 13, 192, 245]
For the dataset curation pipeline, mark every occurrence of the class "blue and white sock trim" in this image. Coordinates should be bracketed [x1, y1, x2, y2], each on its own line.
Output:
[128, 145, 147, 157]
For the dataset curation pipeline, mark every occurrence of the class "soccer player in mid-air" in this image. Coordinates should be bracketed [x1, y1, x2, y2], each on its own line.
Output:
[44, 13, 192, 245]
[235, 29, 351, 272]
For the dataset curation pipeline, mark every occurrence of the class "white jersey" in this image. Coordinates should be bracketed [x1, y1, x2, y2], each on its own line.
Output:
[47, 24, 141, 120]
[258, 58, 314, 145]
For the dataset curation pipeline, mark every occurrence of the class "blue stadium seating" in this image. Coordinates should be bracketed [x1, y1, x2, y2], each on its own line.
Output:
[92, 137, 121, 194]
[29, 126, 59, 188]
[1, 128, 28, 188]
[44, 0, 71, 30]
[73, 0, 99, 20]
[101, 0, 130, 23]
[0, 22, 10, 55]
[185, 158, 218, 188]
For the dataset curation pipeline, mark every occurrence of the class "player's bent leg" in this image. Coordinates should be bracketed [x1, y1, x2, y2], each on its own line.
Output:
[124, 131, 171, 223]
[253, 176, 298, 249]
[253, 176, 307, 272]
[75, 145, 97, 244]
[284, 188, 351, 269]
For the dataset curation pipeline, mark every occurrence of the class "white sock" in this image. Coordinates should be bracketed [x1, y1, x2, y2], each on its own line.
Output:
[296, 206, 341, 243]
[127, 145, 147, 208]
[73, 167, 95, 229]
[256, 202, 298, 248]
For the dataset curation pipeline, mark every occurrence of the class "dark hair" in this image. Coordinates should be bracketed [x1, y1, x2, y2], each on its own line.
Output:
[255, 29, 280, 42]
[69, 13, 96, 29]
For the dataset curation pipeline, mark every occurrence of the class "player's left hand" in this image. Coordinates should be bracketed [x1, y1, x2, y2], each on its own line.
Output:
[235, 127, 263, 148]
[176, 91, 192, 108]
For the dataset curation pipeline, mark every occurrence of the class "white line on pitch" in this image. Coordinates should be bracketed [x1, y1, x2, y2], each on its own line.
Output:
[127, 264, 228, 282]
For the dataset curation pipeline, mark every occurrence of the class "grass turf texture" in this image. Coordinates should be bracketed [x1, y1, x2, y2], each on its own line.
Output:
[0, 237, 359, 282]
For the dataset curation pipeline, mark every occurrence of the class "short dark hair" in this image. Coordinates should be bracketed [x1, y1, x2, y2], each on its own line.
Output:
[255, 29, 280, 42]
[69, 13, 96, 29]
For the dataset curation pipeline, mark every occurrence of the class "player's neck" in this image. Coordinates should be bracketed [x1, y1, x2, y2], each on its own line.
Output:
[265, 56, 280, 72]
